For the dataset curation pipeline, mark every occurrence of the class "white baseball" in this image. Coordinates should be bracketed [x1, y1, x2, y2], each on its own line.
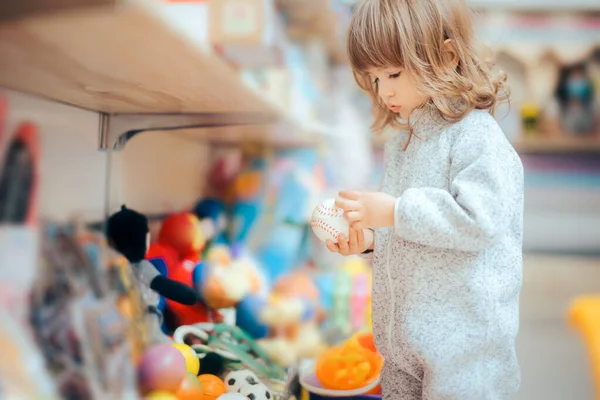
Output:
[311, 198, 349, 243]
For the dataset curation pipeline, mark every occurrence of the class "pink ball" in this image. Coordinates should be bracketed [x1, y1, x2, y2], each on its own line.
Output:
[138, 344, 187, 394]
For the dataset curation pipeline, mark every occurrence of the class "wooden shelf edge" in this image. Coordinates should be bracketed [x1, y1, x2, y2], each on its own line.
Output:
[511, 136, 600, 155]
[164, 123, 324, 149]
[0, 0, 280, 117]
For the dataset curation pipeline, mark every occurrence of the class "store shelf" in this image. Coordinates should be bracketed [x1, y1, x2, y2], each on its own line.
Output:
[467, 0, 600, 11]
[341, 0, 600, 11]
[275, 0, 346, 64]
[171, 123, 324, 149]
[511, 136, 600, 155]
[0, 0, 278, 117]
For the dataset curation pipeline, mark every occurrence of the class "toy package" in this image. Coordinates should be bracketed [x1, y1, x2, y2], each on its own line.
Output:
[28, 224, 139, 400]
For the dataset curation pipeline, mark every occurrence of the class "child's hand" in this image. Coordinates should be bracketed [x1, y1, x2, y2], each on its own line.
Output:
[335, 191, 396, 230]
[326, 228, 373, 256]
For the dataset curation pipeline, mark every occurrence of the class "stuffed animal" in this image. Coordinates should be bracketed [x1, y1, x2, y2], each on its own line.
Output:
[146, 212, 221, 330]
[106, 206, 201, 340]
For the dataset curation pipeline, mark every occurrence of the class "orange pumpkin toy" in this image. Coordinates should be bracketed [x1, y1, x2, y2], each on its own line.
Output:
[198, 374, 226, 400]
[315, 332, 384, 391]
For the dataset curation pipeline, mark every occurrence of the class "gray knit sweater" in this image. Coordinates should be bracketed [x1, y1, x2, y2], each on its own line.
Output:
[373, 107, 524, 399]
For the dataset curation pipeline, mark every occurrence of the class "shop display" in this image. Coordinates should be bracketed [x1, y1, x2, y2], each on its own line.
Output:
[254, 270, 328, 368]
[147, 212, 221, 330]
[172, 323, 286, 381]
[175, 372, 204, 400]
[198, 374, 227, 399]
[138, 344, 187, 394]
[555, 62, 596, 135]
[29, 224, 139, 400]
[0, 3, 376, 400]
[171, 343, 201, 375]
[300, 332, 383, 398]
[107, 206, 201, 343]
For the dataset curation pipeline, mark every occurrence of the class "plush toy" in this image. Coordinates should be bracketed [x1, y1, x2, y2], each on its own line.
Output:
[194, 197, 229, 247]
[106, 206, 201, 341]
[254, 270, 327, 366]
[157, 212, 206, 263]
[147, 212, 221, 330]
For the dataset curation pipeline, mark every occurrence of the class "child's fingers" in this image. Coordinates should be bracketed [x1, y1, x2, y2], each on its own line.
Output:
[337, 234, 350, 254]
[356, 228, 365, 249]
[345, 211, 363, 223]
[335, 198, 362, 212]
[339, 190, 361, 200]
[348, 229, 358, 250]
[351, 221, 365, 230]
[326, 240, 340, 253]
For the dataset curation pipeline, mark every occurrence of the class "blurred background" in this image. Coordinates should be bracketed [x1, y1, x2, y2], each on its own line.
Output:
[0, 0, 599, 399]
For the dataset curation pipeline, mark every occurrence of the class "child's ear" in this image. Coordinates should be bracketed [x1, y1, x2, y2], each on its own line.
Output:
[442, 39, 459, 71]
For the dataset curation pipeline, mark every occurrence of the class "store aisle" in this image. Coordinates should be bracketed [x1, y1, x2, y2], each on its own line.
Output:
[517, 254, 600, 400]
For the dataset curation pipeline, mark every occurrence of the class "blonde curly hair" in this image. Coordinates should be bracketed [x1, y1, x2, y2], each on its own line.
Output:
[348, 0, 508, 134]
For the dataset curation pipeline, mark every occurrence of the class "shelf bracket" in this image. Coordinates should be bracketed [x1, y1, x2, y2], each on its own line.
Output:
[98, 112, 278, 150]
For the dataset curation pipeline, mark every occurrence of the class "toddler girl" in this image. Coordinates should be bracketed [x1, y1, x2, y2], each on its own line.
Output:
[326, 1, 524, 399]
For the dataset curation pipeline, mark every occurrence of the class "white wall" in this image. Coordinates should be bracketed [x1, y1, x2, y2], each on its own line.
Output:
[2, 89, 209, 223]
[109, 131, 210, 216]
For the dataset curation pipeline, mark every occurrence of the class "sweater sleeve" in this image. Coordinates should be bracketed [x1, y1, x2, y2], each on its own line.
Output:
[393, 117, 523, 252]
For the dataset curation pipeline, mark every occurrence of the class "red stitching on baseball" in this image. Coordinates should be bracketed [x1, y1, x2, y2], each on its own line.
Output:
[311, 220, 342, 239]
[315, 204, 344, 218]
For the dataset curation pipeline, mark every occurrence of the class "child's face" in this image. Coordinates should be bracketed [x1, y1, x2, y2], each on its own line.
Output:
[368, 66, 428, 120]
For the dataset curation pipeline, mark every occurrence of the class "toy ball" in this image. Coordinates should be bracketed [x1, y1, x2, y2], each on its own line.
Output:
[198, 374, 227, 399]
[159, 213, 206, 258]
[171, 343, 200, 375]
[218, 394, 250, 400]
[311, 198, 349, 243]
[224, 369, 260, 393]
[138, 344, 187, 394]
[144, 391, 179, 399]
[176, 371, 204, 400]
[235, 295, 269, 339]
[239, 382, 272, 400]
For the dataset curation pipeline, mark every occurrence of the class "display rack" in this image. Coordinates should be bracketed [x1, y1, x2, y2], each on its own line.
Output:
[0, 0, 321, 150]
[276, 0, 347, 64]
[511, 136, 600, 155]
[467, 0, 600, 11]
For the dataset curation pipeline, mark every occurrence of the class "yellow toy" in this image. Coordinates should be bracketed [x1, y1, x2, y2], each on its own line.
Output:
[569, 296, 600, 400]
[145, 391, 179, 399]
[171, 343, 200, 375]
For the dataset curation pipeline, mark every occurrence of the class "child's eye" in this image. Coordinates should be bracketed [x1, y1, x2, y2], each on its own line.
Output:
[389, 72, 401, 79]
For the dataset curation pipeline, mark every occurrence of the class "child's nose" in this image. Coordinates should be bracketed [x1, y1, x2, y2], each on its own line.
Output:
[378, 82, 395, 99]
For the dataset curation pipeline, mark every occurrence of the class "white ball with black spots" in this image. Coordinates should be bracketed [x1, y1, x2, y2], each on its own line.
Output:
[218, 394, 249, 400]
[224, 369, 259, 393]
[239, 382, 272, 400]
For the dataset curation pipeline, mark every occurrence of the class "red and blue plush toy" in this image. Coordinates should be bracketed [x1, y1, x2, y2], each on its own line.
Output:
[147, 212, 222, 332]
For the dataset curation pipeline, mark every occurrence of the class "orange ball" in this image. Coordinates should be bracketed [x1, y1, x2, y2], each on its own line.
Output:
[198, 374, 226, 400]
[176, 372, 204, 400]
